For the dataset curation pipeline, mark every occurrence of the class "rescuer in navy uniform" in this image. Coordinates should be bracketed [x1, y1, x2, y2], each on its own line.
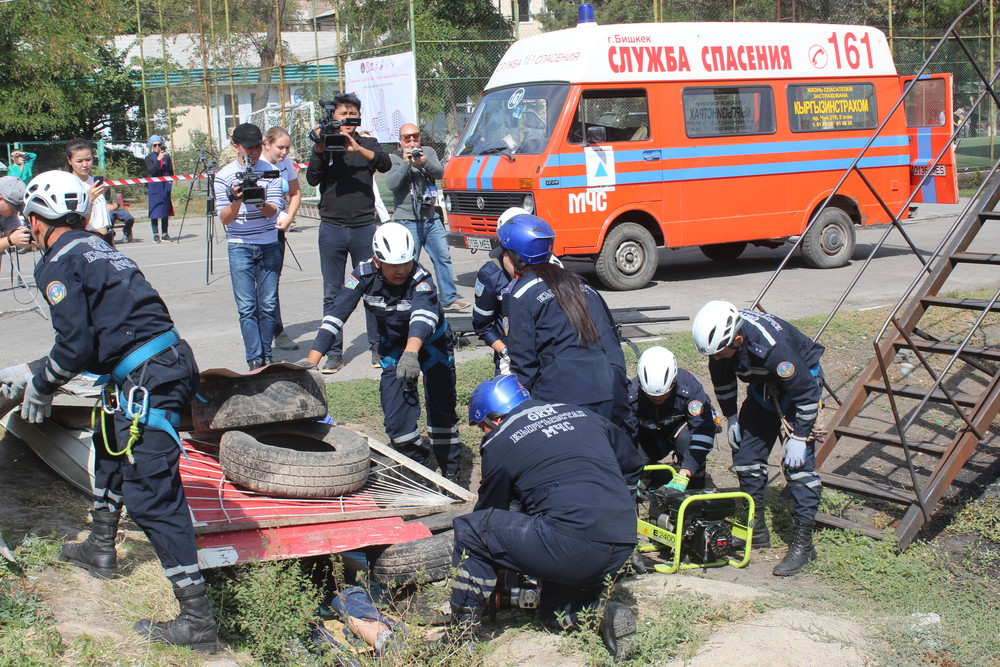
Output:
[303, 222, 462, 482]
[0, 170, 217, 651]
[692, 300, 825, 576]
[448, 374, 643, 660]
[626, 346, 717, 491]
[495, 214, 628, 426]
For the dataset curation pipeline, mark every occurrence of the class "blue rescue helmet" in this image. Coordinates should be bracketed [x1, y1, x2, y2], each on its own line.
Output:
[468, 375, 531, 425]
[489, 214, 555, 265]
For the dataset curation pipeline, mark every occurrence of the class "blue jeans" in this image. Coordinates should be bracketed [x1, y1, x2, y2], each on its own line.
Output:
[228, 241, 281, 364]
[318, 222, 378, 357]
[400, 217, 460, 304]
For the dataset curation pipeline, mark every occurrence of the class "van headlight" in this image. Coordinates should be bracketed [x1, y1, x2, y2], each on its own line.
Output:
[444, 194, 452, 212]
[522, 193, 534, 213]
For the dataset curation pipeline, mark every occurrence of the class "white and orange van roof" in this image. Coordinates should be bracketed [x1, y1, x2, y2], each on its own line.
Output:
[486, 22, 896, 90]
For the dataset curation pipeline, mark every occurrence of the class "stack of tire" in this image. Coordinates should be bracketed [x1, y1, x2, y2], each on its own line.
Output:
[192, 366, 455, 586]
[192, 367, 370, 498]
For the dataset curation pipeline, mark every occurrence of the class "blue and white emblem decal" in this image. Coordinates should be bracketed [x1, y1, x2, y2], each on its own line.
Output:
[688, 400, 703, 417]
[475, 280, 485, 297]
[777, 361, 795, 378]
[345, 275, 360, 289]
[502, 316, 509, 336]
[416, 282, 431, 293]
[46, 281, 67, 305]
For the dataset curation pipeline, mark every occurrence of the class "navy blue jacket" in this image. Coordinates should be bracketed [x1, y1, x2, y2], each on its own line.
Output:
[319, 259, 445, 350]
[32, 231, 174, 395]
[626, 370, 716, 471]
[709, 310, 824, 439]
[502, 273, 626, 407]
[472, 261, 511, 347]
[476, 400, 642, 544]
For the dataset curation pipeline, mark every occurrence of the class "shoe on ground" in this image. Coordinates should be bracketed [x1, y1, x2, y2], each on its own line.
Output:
[295, 358, 318, 369]
[153, 234, 161, 243]
[599, 601, 637, 661]
[161, 233, 171, 241]
[273, 330, 300, 351]
[443, 299, 471, 311]
[247, 359, 264, 371]
[370, 348, 381, 368]
[322, 355, 345, 374]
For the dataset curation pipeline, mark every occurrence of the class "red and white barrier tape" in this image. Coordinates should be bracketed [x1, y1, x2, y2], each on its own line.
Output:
[106, 162, 308, 187]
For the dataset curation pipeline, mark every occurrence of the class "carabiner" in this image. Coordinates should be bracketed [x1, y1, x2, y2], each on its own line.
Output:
[101, 385, 119, 415]
[124, 385, 149, 420]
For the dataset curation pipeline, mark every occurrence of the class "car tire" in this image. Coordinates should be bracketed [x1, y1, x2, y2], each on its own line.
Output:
[371, 530, 455, 585]
[219, 422, 370, 498]
[192, 369, 328, 432]
[594, 222, 658, 291]
[801, 207, 856, 269]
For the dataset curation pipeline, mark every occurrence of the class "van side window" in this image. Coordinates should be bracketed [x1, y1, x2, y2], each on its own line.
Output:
[787, 83, 878, 132]
[568, 89, 650, 144]
[902, 78, 947, 127]
[682, 86, 776, 138]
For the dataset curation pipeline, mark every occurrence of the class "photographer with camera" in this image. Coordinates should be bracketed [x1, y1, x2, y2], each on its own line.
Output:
[144, 135, 173, 242]
[306, 93, 391, 372]
[387, 123, 469, 311]
[213, 123, 286, 371]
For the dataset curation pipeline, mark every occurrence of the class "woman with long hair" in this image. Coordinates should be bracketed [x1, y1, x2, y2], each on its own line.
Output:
[262, 126, 301, 351]
[65, 139, 111, 241]
[494, 214, 628, 425]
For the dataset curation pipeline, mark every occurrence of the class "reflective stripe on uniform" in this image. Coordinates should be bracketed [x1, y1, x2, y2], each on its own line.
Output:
[513, 277, 543, 299]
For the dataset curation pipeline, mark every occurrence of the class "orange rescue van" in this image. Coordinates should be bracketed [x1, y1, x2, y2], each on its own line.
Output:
[442, 10, 957, 290]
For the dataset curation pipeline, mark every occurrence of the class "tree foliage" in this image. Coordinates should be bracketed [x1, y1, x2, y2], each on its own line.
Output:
[0, 0, 144, 141]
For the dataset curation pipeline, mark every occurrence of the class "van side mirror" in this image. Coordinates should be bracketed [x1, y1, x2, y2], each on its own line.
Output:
[586, 126, 607, 143]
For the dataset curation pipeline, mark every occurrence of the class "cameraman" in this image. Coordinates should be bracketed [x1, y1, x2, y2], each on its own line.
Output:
[214, 123, 286, 371]
[306, 93, 391, 372]
[387, 124, 469, 311]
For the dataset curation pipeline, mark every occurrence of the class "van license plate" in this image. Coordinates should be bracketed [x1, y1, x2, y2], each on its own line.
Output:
[466, 237, 493, 251]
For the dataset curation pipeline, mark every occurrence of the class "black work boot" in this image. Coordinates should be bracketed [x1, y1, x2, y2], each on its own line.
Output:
[731, 509, 771, 550]
[134, 582, 219, 653]
[60, 510, 120, 579]
[773, 520, 817, 577]
[598, 601, 637, 662]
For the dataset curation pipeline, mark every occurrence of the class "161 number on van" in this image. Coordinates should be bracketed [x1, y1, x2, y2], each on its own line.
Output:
[568, 190, 608, 214]
[826, 32, 874, 70]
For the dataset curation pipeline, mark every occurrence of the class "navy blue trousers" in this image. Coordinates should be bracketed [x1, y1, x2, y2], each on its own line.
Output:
[317, 222, 378, 356]
[451, 508, 633, 630]
[91, 342, 203, 589]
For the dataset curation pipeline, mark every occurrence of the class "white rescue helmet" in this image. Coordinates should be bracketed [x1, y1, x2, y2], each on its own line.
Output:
[22, 170, 91, 225]
[496, 206, 530, 230]
[692, 300, 743, 355]
[637, 346, 678, 397]
[372, 222, 416, 264]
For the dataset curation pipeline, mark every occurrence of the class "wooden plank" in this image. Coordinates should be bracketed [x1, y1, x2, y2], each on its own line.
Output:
[833, 426, 946, 455]
[894, 339, 1000, 363]
[920, 296, 1000, 312]
[950, 251, 1000, 265]
[814, 512, 886, 540]
[863, 382, 980, 407]
[818, 472, 916, 504]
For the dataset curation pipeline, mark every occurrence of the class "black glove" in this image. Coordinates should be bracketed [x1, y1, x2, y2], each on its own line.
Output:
[396, 351, 421, 383]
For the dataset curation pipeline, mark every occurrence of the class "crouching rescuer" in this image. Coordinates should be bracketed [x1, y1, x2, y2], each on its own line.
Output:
[692, 301, 825, 576]
[0, 171, 217, 651]
[449, 375, 644, 660]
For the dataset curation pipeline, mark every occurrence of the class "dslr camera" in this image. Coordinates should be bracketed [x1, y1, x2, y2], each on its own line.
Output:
[310, 99, 363, 152]
[234, 156, 280, 206]
[409, 147, 424, 160]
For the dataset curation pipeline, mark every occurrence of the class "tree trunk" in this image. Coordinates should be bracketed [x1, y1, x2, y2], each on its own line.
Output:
[252, 0, 286, 110]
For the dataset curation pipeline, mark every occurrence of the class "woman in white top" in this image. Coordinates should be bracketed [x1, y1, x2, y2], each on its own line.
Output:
[262, 126, 302, 351]
[65, 139, 111, 241]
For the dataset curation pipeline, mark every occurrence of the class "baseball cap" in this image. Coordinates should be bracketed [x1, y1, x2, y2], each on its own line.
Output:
[232, 123, 264, 148]
[0, 176, 26, 212]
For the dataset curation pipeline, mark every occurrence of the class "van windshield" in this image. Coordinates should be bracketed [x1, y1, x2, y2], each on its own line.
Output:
[455, 84, 570, 157]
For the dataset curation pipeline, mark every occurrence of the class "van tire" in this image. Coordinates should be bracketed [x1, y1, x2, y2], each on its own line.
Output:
[699, 242, 747, 262]
[371, 530, 455, 585]
[595, 223, 657, 290]
[219, 423, 370, 498]
[192, 369, 328, 432]
[801, 208, 856, 269]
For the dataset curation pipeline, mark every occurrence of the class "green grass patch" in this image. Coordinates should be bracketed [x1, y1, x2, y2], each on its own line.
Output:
[815, 530, 1000, 666]
[0, 534, 67, 665]
[950, 494, 1000, 544]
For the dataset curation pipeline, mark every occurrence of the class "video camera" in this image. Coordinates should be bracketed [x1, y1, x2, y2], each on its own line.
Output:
[311, 99, 363, 152]
[234, 156, 280, 206]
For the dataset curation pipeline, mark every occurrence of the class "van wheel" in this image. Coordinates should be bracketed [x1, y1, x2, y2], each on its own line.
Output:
[595, 223, 657, 290]
[801, 208, 856, 269]
[699, 242, 747, 262]
[371, 530, 455, 586]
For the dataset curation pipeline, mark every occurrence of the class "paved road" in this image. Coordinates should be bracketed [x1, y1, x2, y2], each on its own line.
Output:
[0, 199, 995, 381]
